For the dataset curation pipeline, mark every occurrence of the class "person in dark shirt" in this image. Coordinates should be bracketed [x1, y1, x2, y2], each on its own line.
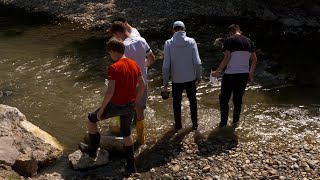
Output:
[212, 24, 257, 127]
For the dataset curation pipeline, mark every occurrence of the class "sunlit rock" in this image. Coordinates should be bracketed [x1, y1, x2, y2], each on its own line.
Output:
[68, 149, 109, 170]
[0, 104, 64, 177]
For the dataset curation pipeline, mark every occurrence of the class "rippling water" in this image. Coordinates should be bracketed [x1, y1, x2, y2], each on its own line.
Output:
[0, 4, 319, 175]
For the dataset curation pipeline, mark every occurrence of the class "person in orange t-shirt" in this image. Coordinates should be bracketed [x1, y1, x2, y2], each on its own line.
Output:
[79, 38, 145, 176]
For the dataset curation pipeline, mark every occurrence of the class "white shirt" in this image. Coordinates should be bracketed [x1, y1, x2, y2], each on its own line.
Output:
[129, 28, 141, 38]
[123, 37, 152, 81]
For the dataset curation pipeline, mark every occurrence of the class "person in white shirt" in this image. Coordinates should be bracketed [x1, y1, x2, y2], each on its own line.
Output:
[111, 17, 141, 38]
[162, 21, 202, 130]
[109, 21, 155, 144]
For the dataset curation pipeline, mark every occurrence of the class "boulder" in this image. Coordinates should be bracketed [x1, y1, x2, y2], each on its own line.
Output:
[0, 136, 20, 166]
[0, 104, 64, 177]
[0, 164, 22, 180]
[68, 149, 109, 170]
[279, 18, 303, 27]
[262, 8, 278, 21]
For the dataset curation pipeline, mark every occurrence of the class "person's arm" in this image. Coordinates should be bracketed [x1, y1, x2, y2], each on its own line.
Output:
[192, 40, 202, 83]
[136, 76, 146, 103]
[97, 80, 115, 120]
[145, 51, 155, 67]
[212, 51, 231, 77]
[162, 41, 171, 90]
[248, 52, 257, 83]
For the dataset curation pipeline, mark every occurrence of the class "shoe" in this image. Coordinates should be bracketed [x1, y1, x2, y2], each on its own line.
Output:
[232, 121, 239, 128]
[79, 142, 97, 158]
[175, 124, 182, 130]
[219, 122, 227, 128]
[192, 125, 198, 130]
[123, 145, 136, 177]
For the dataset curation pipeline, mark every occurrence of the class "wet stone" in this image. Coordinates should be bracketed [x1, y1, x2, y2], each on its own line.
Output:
[202, 166, 210, 173]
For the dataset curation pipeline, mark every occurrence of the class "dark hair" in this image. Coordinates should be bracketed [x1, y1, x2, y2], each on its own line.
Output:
[173, 26, 184, 32]
[227, 24, 241, 34]
[111, 17, 127, 23]
[106, 38, 125, 54]
[109, 21, 127, 34]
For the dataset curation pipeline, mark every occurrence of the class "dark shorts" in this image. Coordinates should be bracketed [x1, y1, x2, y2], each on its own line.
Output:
[88, 102, 135, 137]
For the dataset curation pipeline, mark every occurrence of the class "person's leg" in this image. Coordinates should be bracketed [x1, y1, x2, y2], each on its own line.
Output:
[120, 105, 136, 176]
[185, 80, 198, 130]
[219, 74, 233, 127]
[79, 108, 102, 158]
[135, 86, 147, 144]
[232, 73, 249, 124]
[172, 82, 184, 129]
[79, 104, 120, 158]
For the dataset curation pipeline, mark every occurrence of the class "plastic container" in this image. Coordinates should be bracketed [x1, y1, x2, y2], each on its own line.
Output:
[210, 70, 218, 85]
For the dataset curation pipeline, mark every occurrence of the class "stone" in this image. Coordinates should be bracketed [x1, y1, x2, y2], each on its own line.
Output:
[0, 164, 21, 180]
[0, 136, 20, 166]
[0, 105, 63, 177]
[202, 165, 210, 173]
[31, 172, 63, 180]
[279, 18, 303, 27]
[263, 8, 277, 21]
[68, 149, 109, 170]
[12, 153, 37, 177]
[164, 173, 174, 180]
[172, 164, 180, 173]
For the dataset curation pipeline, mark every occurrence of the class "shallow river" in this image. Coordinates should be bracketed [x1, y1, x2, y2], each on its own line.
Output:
[0, 5, 319, 175]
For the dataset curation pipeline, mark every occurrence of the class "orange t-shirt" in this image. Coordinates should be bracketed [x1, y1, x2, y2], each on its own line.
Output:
[108, 58, 142, 104]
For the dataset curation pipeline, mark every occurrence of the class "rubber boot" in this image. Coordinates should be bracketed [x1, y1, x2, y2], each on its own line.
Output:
[136, 120, 145, 144]
[123, 145, 136, 177]
[79, 132, 100, 158]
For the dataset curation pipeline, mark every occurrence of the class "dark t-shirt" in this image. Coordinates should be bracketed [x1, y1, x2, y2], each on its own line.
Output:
[223, 35, 255, 53]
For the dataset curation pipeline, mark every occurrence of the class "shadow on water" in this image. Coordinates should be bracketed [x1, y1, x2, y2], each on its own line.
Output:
[57, 36, 110, 83]
[135, 127, 192, 173]
[0, 4, 61, 38]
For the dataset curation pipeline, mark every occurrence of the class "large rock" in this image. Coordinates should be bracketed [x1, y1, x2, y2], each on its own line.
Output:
[279, 18, 303, 27]
[0, 104, 64, 177]
[0, 164, 22, 180]
[0, 136, 20, 166]
[68, 149, 109, 170]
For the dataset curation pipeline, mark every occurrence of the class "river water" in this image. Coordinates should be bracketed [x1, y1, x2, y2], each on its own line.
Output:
[0, 5, 319, 176]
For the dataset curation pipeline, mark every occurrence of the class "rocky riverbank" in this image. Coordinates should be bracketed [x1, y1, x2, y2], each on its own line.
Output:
[0, 0, 319, 32]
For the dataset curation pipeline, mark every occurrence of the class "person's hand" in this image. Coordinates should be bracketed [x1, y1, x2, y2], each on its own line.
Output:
[195, 79, 201, 87]
[212, 70, 219, 77]
[248, 72, 254, 83]
[163, 85, 169, 92]
[97, 108, 103, 121]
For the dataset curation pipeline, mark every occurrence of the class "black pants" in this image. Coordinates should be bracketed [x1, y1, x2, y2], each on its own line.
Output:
[219, 73, 249, 125]
[172, 80, 198, 127]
